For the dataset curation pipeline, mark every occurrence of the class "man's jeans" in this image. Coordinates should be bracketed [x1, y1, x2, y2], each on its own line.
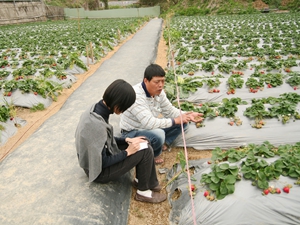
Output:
[121, 124, 188, 157]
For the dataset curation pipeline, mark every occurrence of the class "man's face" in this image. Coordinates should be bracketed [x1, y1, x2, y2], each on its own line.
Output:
[144, 76, 165, 97]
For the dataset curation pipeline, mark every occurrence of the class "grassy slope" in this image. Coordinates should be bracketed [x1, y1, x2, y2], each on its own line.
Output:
[159, 0, 297, 16]
[44, 0, 299, 16]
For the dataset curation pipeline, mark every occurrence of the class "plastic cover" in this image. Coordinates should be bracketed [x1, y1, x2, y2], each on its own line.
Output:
[172, 69, 300, 150]
[167, 159, 300, 225]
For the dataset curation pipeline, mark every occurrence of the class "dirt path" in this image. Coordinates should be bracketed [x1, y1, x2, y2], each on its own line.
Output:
[0, 20, 211, 225]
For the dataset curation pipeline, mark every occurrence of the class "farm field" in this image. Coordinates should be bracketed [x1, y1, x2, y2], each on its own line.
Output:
[0, 17, 148, 146]
[158, 13, 300, 225]
[0, 12, 299, 225]
[161, 13, 300, 150]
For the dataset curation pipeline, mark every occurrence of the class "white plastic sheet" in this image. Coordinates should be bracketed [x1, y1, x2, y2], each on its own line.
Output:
[167, 159, 300, 225]
[172, 69, 300, 150]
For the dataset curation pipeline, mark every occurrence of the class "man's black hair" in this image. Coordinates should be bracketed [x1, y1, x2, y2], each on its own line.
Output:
[103, 79, 136, 113]
[144, 64, 165, 81]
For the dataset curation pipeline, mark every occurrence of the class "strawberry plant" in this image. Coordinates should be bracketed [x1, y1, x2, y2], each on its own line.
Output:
[241, 154, 280, 190]
[263, 73, 283, 88]
[211, 147, 246, 163]
[175, 62, 200, 75]
[200, 163, 240, 200]
[217, 98, 245, 119]
[204, 78, 221, 92]
[227, 75, 244, 93]
[218, 62, 233, 74]
[268, 100, 299, 124]
[264, 59, 283, 71]
[0, 104, 11, 122]
[243, 102, 270, 129]
[246, 77, 264, 91]
[283, 59, 298, 68]
[235, 60, 247, 70]
[199, 142, 300, 199]
[286, 73, 300, 89]
[201, 61, 215, 72]
[0, 70, 10, 79]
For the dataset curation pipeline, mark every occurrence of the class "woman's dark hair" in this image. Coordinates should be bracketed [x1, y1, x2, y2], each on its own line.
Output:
[144, 63, 165, 81]
[103, 79, 136, 113]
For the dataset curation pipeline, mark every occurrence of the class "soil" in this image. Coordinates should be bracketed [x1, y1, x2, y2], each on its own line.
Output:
[0, 21, 212, 224]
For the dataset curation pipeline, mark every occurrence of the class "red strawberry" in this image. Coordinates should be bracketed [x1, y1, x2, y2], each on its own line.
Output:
[276, 188, 281, 194]
[263, 189, 270, 195]
[207, 161, 212, 164]
[7, 92, 12, 96]
[283, 186, 290, 193]
[211, 72, 214, 75]
[229, 121, 234, 126]
[204, 191, 209, 197]
[190, 184, 196, 192]
[294, 87, 297, 90]
[34, 92, 38, 95]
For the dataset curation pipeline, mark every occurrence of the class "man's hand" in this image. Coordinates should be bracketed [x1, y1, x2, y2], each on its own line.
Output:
[186, 112, 204, 123]
[174, 114, 190, 124]
[174, 112, 204, 124]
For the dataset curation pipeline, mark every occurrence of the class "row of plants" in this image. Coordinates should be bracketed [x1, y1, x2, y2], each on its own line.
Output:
[166, 69, 300, 97]
[169, 141, 299, 201]
[163, 13, 300, 129]
[199, 141, 300, 200]
[0, 17, 147, 102]
[174, 91, 300, 128]
[0, 17, 148, 144]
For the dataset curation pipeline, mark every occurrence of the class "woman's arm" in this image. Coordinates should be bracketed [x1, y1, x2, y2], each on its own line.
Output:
[101, 147, 127, 168]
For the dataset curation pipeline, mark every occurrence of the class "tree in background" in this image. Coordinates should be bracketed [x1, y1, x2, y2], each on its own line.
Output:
[101, 0, 108, 9]
[139, 0, 178, 6]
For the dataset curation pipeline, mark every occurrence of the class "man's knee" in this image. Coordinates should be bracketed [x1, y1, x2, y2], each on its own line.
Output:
[150, 129, 165, 145]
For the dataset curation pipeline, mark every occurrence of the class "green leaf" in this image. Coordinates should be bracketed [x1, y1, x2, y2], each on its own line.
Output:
[224, 175, 236, 184]
[257, 179, 268, 189]
[211, 175, 220, 184]
[216, 172, 226, 179]
[257, 170, 266, 180]
[219, 163, 229, 170]
[209, 183, 219, 191]
[288, 168, 299, 178]
[226, 183, 235, 194]
[220, 182, 228, 195]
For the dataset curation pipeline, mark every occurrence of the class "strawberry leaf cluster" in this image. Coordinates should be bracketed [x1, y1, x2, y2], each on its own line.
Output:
[200, 141, 300, 200]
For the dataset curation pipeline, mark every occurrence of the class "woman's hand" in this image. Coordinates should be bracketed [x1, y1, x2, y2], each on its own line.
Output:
[125, 137, 148, 156]
[126, 136, 148, 144]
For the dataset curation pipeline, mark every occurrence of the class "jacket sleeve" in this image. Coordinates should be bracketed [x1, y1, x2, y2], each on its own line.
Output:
[101, 147, 127, 168]
[75, 111, 107, 182]
[127, 90, 179, 129]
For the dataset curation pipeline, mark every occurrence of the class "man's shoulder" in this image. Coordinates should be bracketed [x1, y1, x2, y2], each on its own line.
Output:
[133, 82, 142, 91]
